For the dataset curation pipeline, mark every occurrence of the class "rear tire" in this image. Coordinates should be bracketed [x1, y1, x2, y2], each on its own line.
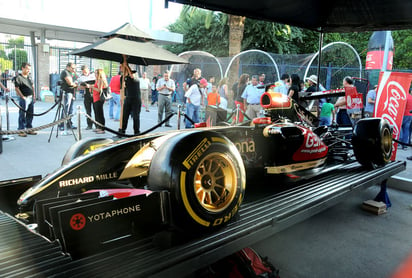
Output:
[147, 131, 246, 232]
[352, 118, 392, 169]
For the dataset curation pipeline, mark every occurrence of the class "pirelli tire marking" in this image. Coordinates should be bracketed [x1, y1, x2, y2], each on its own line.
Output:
[179, 136, 242, 227]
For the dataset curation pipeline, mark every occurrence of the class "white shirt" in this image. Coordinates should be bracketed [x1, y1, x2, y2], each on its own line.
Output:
[139, 77, 150, 90]
[185, 84, 206, 106]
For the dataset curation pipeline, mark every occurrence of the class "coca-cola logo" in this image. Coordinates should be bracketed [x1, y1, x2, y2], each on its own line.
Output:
[366, 54, 373, 63]
[379, 81, 407, 138]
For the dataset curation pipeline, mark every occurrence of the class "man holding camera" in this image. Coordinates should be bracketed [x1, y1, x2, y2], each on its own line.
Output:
[77, 65, 95, 130]
[59, 62, 78, 130]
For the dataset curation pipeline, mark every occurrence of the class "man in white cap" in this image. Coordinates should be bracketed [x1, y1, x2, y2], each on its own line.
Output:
[305, 75, 325, 93]
[305, 75, 326, 114]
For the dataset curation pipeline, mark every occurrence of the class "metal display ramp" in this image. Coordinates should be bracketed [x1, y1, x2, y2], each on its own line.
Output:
[0, 160, 405, 278]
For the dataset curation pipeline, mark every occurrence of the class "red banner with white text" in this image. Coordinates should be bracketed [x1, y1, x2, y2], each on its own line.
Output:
[345, 86, 363, 114]
[374, 72, 412, 160]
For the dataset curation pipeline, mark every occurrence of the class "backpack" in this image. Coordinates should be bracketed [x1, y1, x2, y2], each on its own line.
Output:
[198, 247, 280, 278]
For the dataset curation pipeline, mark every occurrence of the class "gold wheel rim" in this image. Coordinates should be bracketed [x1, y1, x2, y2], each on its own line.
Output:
[382, 128, 392, 156]
[193, 152, 237, 212]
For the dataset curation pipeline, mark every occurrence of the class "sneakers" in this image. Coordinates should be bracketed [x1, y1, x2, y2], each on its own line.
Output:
[85, 126, 93, 130]
[165, 124, 172, 127]
[96, 129, 105, 134]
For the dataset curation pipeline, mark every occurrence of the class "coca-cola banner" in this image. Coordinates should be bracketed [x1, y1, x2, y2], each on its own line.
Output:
[374, 72, 412, 160]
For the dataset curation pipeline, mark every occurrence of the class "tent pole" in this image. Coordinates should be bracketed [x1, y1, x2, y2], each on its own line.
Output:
[316, 31, 324, 91]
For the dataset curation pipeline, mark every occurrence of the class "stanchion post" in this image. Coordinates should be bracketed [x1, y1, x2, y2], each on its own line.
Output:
[2, 92, 15, 142]
[177, 104, 181, 130]
[5, 92, 10, 130]
[77, 105, 82, 141]
[235, 104, 240, 125]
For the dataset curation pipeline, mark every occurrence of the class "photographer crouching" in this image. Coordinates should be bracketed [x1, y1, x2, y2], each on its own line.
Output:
[59, 62, 78, 130]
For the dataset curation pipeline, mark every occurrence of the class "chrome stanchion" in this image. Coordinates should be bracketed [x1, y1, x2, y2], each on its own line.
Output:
[77, 105, 82, 141]
[177, 104, 182, 130]
[3, 92, 15, 142]
[235, 104, 240, 125]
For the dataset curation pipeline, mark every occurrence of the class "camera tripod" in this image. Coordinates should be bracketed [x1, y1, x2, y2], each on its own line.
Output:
[48, 91, 76, 143]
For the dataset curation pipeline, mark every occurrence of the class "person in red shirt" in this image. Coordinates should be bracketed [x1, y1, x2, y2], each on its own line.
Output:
[109, 71, 121, 121]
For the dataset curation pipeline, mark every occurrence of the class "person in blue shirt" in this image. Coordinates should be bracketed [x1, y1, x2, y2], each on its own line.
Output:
[364, 84, 377, 117]
[242, 75, 265, 119]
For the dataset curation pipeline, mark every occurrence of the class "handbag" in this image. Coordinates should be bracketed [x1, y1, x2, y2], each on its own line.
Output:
[100, 87, 112, 101]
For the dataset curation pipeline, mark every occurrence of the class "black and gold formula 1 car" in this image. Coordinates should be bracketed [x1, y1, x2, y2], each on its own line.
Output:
[16, 91, 392, 234]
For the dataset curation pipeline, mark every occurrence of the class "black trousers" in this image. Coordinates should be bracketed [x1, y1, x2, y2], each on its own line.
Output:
[121, 97, 141, 135]
[84, 91, 94, 128]
[93, 100, 105, 128]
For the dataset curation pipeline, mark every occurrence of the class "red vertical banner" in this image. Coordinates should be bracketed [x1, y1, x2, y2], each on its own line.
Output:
[374, 72, 412, 160]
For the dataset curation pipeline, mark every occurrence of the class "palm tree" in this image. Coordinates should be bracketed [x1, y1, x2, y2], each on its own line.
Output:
[182, 6, 245, 56]
[228, 15, 246, 56]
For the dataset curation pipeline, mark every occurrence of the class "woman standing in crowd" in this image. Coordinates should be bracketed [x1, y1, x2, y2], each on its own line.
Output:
[151, 76, 158, 105]
[287, 74, 301, 103]
[90, 69, 108, 134]
[217, 77, 229, 109]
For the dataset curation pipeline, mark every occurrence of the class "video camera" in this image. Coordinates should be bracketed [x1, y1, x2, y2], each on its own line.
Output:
[80, 80, 95, 86]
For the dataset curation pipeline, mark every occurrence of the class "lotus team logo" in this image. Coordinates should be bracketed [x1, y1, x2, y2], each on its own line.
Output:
[70, 213, 86, 230]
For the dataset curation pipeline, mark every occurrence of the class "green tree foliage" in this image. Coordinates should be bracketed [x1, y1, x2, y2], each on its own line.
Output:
[242, 18, 303, 54]
[166, 10, 229, 57]
[8, 49, 28, 71]
[0, 45, 7, 60]
[7, 37, 25, 49]
[392, 30, 412, 69]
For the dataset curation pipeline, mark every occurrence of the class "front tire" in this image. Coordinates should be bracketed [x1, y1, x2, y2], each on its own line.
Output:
[352, 118, 392, 169]
[147, 131, 246, 232]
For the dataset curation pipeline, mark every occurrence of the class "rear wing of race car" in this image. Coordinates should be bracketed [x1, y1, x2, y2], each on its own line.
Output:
[301, 87, 364, 115]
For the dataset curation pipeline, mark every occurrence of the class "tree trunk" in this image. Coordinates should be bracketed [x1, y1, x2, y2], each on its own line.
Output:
[227, 15, 246, 108]
[228, 15, 246, 56]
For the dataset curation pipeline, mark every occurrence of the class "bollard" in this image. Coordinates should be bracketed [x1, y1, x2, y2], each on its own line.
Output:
[177, 104, 181, 130]
[2, 92, 15, 142]
[235, 104, 240, 125]
[77, 105, 82, 141]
